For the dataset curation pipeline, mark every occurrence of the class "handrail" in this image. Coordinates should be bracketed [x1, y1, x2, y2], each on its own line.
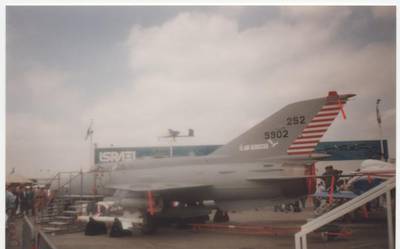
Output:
[22, 215, 35, 232]
[44, 171, 84, 198]
[46, 171, 84, 188]
[58, 172, 81, 189]
[56, 172, 83, 196]
[22, 215, 59, 249]
[45, 172, 61, 188]
[22, 216, 36, 249]
[301, 177, 395, 232]
[295, 177, 395, 249]
[37, 229, 59, 249]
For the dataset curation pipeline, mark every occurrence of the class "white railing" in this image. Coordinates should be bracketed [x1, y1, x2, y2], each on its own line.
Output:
[295, 177, 395, 249]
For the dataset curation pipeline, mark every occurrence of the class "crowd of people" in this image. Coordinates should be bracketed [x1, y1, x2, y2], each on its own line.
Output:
[273, 165, 346, 213]
[6, 183, 53, 221]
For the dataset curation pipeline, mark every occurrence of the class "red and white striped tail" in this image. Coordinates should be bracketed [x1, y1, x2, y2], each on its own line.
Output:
[287, 91, 350, 156]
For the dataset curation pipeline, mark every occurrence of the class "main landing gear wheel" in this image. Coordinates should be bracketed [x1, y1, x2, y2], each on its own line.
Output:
[140, 212, 158, 235]
[213, 209, 230, 223]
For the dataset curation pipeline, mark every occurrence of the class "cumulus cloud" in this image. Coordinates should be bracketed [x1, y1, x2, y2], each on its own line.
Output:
[7, 67, 91, 176]
[371, 6, 396, 20]
[88, 8, 395, 153]
[7, 7, 396, 177]
[280, 6, 352, 24]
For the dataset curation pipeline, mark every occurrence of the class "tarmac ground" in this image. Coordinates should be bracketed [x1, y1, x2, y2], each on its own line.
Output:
[47, 207, 390, 249]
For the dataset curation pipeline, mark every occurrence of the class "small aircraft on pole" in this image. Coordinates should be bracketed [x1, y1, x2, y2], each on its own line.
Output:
[158, 129, 195, 141]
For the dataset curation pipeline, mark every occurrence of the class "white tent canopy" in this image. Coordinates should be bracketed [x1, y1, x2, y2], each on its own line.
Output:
[6, 174, 33, 184]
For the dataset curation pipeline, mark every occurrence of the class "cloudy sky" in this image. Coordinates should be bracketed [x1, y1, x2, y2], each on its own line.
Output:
[6, 6, 396, 177]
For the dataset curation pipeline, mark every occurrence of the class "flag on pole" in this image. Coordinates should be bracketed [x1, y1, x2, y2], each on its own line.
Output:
[376, 99, 382, 124]
[85, 120, 94, 140]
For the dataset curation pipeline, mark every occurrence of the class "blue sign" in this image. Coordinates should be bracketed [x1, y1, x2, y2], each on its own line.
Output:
[95, 140, 388, 164]
[315, 140, 388, 161]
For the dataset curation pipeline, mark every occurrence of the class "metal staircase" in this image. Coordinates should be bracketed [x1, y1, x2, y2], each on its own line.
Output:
[295, 177, 395, 249]
[39, 197, 94, 234]
[37, 170, 104, 234]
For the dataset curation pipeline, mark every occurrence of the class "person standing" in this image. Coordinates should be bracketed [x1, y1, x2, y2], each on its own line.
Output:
[12, 185, 21, 216]
[26, 186, 34, 216]
[322, 165, 344, 197]
[20, 186, 29, 216]
[322, 166, 335, 192]
[6, 185, 16, 218]
[34, 186, 43, 216]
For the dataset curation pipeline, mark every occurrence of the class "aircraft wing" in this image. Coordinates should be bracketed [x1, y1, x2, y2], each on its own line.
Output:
[107, 182, 212, 193]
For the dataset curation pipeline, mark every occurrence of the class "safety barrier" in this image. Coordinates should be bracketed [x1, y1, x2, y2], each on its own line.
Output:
[36, 230, 58, 249]
[294, 177, 395, 249]
[21, 216, 59, 249]
[21, 216, 35, 249]
[7, 218, 20, 248]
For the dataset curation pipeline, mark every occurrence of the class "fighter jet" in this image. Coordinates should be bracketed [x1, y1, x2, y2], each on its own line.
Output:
[74, 91, 355, 233]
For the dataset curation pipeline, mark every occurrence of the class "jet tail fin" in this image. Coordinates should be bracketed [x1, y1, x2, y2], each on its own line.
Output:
[212, 91, 355, 159]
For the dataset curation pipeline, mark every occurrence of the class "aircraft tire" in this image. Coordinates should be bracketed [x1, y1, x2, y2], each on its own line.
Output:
[213, 210, 229, 223]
